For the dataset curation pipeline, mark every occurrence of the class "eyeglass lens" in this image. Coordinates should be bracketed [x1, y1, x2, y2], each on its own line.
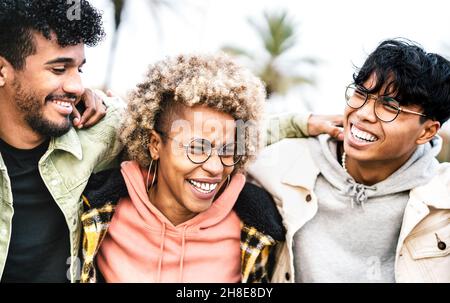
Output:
[345, 85, 400, 122]
[186, 138, 241, 166]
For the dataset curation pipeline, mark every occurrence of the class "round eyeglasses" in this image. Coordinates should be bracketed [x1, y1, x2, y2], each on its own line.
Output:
[345, 84, 427, 122]
[156, 131, 242, 167]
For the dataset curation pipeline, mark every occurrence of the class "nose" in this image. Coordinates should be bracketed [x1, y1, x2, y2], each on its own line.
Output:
[62, 71, 85, 97]
[201, 153, 224, 176]
[355, 97, 378, 123]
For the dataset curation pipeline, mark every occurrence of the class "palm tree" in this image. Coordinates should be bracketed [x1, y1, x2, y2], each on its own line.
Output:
[104, 0, 180, 90]
[222, 10, 316, 98]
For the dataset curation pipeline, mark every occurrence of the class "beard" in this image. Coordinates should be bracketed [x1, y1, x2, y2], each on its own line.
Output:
[12, 80, 73, 138]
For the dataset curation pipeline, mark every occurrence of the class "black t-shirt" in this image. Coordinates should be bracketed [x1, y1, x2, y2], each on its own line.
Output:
[0, 138, 70, 283]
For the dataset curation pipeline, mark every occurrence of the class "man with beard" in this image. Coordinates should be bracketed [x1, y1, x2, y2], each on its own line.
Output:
[0, 0, 123, 282]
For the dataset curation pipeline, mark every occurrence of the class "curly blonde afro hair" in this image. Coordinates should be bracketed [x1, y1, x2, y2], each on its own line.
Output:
[119, 53, 266, 172]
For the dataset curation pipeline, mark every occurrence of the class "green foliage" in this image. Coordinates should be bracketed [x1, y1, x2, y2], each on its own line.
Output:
[222, 10, 316, 98]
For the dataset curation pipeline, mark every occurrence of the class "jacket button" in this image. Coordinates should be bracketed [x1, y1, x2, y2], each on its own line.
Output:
[438, 241, 446, 250]
[285, 272, 291, 281]
[305, 194, 312, 202]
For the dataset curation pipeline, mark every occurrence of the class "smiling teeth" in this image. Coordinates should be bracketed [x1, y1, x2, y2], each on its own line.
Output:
[53, 100, 72, 108]
[351, 125, 378, 142]
[189, 180, 218, 193]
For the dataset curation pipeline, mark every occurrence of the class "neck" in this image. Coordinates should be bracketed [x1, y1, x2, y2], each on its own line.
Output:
[346, 159, 392, 185]
[148, 184, 195, 226]
[342, 148, 416, 186]
[0, 97, 46, 149]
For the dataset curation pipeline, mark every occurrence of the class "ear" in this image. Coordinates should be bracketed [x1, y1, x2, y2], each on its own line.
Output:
[148, 130, 163, 160]
[0, 57, 12, 87]
[416, 120, 440, 145]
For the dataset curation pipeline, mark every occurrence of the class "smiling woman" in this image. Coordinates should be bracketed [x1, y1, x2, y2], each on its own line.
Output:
[79, 53, 287, 283]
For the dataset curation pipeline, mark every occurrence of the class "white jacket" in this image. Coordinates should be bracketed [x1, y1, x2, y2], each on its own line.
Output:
[248, 138, 450, 283]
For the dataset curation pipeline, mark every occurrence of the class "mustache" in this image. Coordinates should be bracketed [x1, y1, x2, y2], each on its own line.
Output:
[45, 94, 78, 103]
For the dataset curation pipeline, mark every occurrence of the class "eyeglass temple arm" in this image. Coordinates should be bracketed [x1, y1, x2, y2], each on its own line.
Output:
[399, 107, 427, 117]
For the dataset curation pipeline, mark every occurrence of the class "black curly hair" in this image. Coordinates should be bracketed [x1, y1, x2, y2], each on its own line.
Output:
[353, 38, 450, 125]
[0, 0, 105, 70]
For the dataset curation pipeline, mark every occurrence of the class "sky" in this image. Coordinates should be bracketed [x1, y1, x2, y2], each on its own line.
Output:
[84, 0, 450, 126]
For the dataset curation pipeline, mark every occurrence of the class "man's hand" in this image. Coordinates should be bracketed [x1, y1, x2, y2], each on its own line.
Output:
[72, 88, 107, 129]
[307, 114, 344, 140]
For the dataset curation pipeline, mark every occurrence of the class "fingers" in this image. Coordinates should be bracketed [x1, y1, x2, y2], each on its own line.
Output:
[75, 88, 108, 129]
[72, 106, 81, 127]
[324, 120, 344, 141]
[76, 89, 95, 128]
[328, 115, 344, 140]
[82, 92, 107, 128]
[106, 89, 117, 98]
[307, 114, 344, 138]
[78, 103, 95, 128]
[329, 114, 344, 127]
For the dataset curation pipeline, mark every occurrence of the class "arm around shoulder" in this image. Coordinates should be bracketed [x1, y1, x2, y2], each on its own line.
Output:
[86, 95, 126, 172]
[265, 112, 311, 146]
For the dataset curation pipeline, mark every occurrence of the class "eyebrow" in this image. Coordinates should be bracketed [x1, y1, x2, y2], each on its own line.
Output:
[45, 57, 86, 65]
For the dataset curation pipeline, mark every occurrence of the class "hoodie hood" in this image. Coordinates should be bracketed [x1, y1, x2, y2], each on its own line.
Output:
[120, 161, 245, 230]
[97, 160, 244, 282]
[308, 135, 442, 207]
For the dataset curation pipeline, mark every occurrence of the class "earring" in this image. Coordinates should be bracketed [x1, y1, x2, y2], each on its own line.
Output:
[146, 159, 158, 193]
[226, 175, 231, 188]
[146, 159, 153, 192]
[150, 160, 158, 191]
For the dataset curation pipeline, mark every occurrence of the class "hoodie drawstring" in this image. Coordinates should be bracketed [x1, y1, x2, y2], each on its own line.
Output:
[156, 222, 166, 282]
[178, 225, 188, 282]
[345, 178, 377, 209]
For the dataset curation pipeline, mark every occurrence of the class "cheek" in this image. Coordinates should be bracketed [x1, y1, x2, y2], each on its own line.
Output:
[343, 107, 354, 126]
[23, 71, 59, 90]
[159, 152, 193, 183]
[380, 125, 417, 151]
[223, 166, 234, 177]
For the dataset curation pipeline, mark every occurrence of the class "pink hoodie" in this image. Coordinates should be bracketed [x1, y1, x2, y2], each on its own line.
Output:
[97, 161, 245, 283]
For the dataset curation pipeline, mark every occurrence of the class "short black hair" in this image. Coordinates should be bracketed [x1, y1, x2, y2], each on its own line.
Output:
[0, 0, 105, 70]
[353, 38, 450, 125]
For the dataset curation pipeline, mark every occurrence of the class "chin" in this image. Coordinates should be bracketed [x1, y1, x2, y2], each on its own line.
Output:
[346, 148, 377, 163]
[188, 201, 213, 214]
[29, 117, 72, 137]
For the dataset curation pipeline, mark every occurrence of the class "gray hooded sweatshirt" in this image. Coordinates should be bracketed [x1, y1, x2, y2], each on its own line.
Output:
[293, 135, 442, 283]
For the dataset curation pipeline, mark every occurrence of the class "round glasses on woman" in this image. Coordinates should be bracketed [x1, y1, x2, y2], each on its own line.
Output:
[345, 84, 427, 122]
[185, 138, 242, 167]
[157, 131, 242, 167]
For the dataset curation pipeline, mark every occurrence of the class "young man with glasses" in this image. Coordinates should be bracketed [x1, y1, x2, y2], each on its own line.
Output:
[248, 39, 450, 282]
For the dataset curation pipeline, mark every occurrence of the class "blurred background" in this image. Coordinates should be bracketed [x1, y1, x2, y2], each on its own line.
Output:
[83, 0, 450, 161]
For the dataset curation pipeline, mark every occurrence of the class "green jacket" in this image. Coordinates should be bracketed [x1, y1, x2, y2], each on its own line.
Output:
[0, 97, 124, 282]
[264, 112, 310, 145]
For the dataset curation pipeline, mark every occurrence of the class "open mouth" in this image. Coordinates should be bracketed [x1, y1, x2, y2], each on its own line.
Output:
[51, 100, 73, 108]
[48, 99, 74, 115]
[350, 124, 379, 143]
[187, 179, 219, 194]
